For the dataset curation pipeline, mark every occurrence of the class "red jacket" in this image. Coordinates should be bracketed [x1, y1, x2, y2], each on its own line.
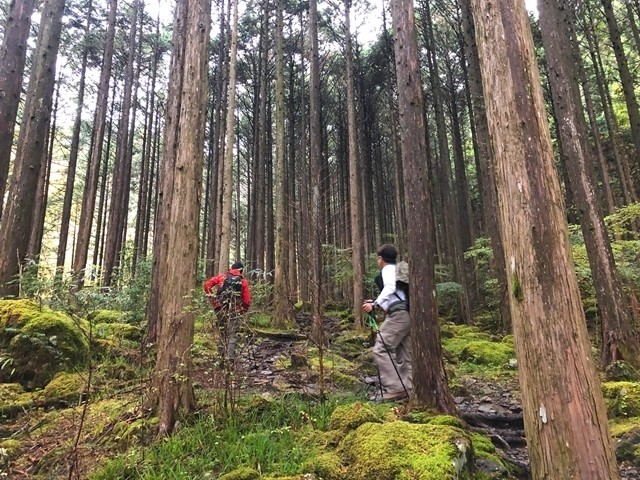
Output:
[203, 269, 251, 312]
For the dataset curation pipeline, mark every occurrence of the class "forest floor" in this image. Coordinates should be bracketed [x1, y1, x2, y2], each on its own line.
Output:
[3, 310, 640, 479]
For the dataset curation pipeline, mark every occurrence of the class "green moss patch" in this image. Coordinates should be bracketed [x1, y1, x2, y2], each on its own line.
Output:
[610, 417, 640, 437]
[302, 451, 346, 479]
[0, 382, 36, 416]
[3, 306, 89, 389]
[331, 331, 371, 360]
[0, 300, 43, 344]
[458, 341, 515, 366]
[338, 421, 473, 480]
[42, 372, 85, 404]
[603, 382, 640, 417]
[328, 402, 381, 432]
[218, 467, 261, 480]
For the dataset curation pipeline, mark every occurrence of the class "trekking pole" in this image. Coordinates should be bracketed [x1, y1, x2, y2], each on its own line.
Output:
[367, 313, 409, 398]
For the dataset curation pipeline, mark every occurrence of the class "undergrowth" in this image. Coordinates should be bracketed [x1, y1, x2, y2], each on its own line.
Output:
[90, 394, 344, 479]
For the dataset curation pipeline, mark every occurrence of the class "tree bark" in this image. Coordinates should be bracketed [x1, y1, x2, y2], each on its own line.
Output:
[345, 0, 365, 329]
[469, 0, 620, 476]
[0, 0, 36, 219]
[539, 0, 640, 370]
[0, 0, 65, 297]
[148, 0, 210, 436]
[72, 0, 118, 284]
[391, 0, 456, 413]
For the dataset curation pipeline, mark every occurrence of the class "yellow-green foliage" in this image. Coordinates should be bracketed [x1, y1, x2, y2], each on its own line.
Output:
[610, 417, 640, 437]
[603, 382, 640, 417]
[42, 372, 85, 403]
[0, 299, 43, 344]
[218, 467, 261, 480]
[406, 413, 466, 429]
[328, 402, 381, 432]
[0, 383, 35, 415]
[440, 324, 494, 360]
[93, 322, 142, 342]
[309, 347, 354, 371]
[0, 439, 21, 459]
[459, 340, 515, 366]
[87, 310, 125, 324]
[338, 421, 473, 480]
[4, 304, 89, 389]
[302, 452, 346, 480]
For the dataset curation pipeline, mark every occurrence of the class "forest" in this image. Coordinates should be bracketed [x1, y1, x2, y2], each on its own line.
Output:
[1, 0, 640, 476]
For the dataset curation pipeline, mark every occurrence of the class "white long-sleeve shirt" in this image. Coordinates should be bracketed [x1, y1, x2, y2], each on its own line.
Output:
[374, 264, 406, 311]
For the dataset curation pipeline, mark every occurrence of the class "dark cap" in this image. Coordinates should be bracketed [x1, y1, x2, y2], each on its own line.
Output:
[377, 244, 397, 264]
[231, 261, 244, 271]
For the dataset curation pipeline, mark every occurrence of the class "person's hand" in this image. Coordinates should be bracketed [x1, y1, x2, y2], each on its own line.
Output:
[362, 301, 375, 313]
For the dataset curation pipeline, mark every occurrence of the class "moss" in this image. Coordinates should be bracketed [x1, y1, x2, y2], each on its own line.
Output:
[5, 307, 89, 389]
[603, 382, 640, 417]
[407, 414, 466, 429]
[458, 340, 515, 366]
[308, 348, 355, 371]
[338, 421, 473, 480]
[511, 274, 523, 302]
[0, 383, 35, 416]
[610, 417, 640, 437]
[0, 438, 21, 455]
[303, 451, 346, 480]
[328, 402, 381, 432]
[0, 299, 43, 344]
[94, 322, 142, 342]
[42, 372, 85, 404]
[218, 467, 261, 480]
[87, 310, 125, 324]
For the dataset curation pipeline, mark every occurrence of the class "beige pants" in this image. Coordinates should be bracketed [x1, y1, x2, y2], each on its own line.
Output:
[373, 309, 413, 393]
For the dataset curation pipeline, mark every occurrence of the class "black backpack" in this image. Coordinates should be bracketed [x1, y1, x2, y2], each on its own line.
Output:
[217, 272, 243, 304]
[373, 261, 410, 311]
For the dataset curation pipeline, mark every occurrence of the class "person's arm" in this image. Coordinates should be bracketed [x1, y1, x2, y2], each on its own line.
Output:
[204, 274, 224, 294]
[373, 265, 396, 307]
[241, 278, 251, 312]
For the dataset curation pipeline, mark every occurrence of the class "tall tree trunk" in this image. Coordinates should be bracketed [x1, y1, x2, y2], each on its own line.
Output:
[102, 1, 139, 287]
[0, 0, 36, 219]
[72, 0, 118, 284]
[57, 1, 92, 272]
[308, 0, 324, 345]
[469, 0, 620, 476]
[218, 0, 239, 271]
[391, 0, 456, 413]
[28, 79, 60, 261]
[601, 0, 640, 170]
[0, 0, 65, 297]
[345, 0, 365, 329]
[148, 0, 210, 436]
[539, 0, 640, 369]
[272, 0, 295, 327]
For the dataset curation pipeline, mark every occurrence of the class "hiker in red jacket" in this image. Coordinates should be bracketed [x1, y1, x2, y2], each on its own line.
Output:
[204, 262, 251, 364]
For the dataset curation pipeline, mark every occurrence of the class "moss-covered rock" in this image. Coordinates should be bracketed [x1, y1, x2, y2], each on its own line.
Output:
[3, 305, 89, 389]
[87, 310, 125, 324]
[458, 340, 515, 366]
[218, 466, 261, 480]
[0, 299, 43, 345]
[610, 417, 640, 437]
[603, 382, 640, 417]
[328, 402, 381, 432]
[302, 452, 346, 480]
[0, 382, 35, 416]
[405, 413, 466, 429]
[42, 372, 85, 404]
[338, 421, 473, 480]
[0, 438, 21, 457]
[93, 322, 142, 342]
